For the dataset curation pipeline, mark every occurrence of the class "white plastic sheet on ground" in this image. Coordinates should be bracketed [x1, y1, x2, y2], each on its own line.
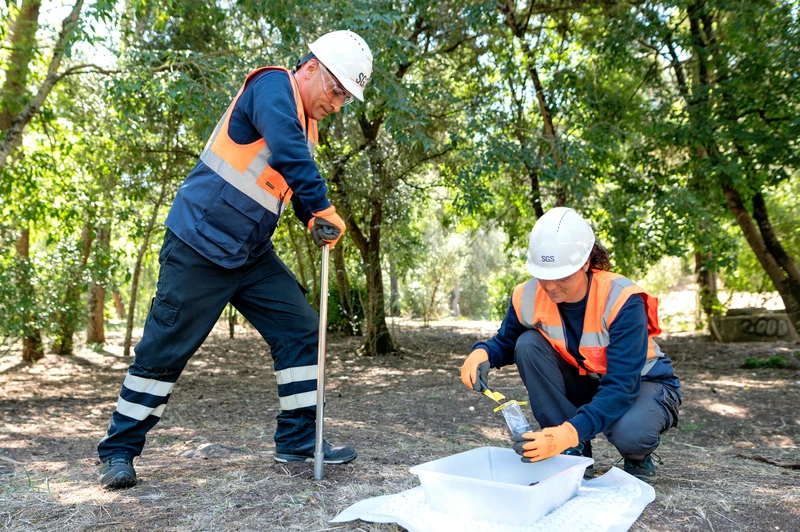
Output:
[332, 467, 656, 532]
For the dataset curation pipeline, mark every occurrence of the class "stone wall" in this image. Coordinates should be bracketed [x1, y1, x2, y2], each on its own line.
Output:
[710, 308, 799, 342]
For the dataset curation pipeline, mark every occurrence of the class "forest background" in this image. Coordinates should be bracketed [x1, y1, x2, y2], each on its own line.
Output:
[1, 2, 799, 531]
[1, 0, 799, 360]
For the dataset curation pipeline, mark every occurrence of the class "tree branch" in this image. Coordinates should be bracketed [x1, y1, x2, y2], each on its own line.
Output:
[0, 0, 84, 173]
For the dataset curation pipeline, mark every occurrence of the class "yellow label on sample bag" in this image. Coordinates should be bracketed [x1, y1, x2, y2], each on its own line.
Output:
[493, 399, 529, 413]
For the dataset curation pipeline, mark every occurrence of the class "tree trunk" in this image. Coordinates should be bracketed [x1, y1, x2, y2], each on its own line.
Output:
[0, 0, 41, 131]
[125, 187, 167, 357]
[0, 0, 84, 172]
[55, 284, 79, 355]
[389, 257, 400, 318]
[362, 241, 395, 355]
[4, 1, 44, 361]
[286, 219, 309, 289]
[528, 65, 566, 206]
[694, 251, 718, 329]
[507, 67, 545, 219]
[681, 2, 800, 334]
[54, 221, 93, 355]
[752, 192, 800, 289]
[15, 229, 43, 362]
[22, 334, 43, 362]
[226, 304, 237, 339]
[124, 230, 152, 357]
[426, 279, 441, 326]
[336, 139, 396, 356]
[722, 185, 800, 335]
[86, 281, 106, 343]
[498, 0, 567, 206]
[87, 225, 110, 344]
[333, 244, 360, 335]
[528, 166, 544, 219]
[112, 290, 126, 320]
[303, 226, 320, 309]
[663, 9, 723, 330]
[451, 278, 460, 318]
[333, 144, 397, 355]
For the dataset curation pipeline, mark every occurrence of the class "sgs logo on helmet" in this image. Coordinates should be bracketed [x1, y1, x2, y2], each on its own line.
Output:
[356, 72, 369, 87]
[540, 255, 556, 263]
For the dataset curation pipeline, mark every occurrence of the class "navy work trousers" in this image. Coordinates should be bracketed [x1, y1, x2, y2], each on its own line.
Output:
[515, 329, 680, 460]
[98, 229, 319, 461]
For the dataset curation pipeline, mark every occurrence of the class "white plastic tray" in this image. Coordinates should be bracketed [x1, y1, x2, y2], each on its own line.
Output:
[409, 446, 593, 527]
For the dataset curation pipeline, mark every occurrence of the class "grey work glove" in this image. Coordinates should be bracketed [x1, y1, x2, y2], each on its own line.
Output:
[307, 206, 345, 248]
[309, 217, 341, 247]
[460, 348, 490, 391]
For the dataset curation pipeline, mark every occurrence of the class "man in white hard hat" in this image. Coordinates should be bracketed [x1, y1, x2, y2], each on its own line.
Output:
[460, 207, 681, 483]
[97, 30, 373, 489]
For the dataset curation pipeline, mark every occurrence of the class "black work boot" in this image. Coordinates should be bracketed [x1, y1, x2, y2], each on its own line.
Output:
[99, 455, 137, 489]
[623, 454, 657, 483]
[274, 440, 357, 464]
[562, 440, 594, 480]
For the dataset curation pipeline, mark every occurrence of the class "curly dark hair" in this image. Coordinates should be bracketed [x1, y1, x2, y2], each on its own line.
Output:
[589, 241, 611, 271]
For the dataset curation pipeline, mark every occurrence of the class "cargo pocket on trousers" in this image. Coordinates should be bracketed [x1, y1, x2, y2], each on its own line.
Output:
[661, 386, 681, 430]
[151, 297, 178, 327]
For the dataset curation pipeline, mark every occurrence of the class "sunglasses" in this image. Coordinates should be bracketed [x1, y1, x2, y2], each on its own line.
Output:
[543, 271, 579, 286]
[318, 63, 354, 106]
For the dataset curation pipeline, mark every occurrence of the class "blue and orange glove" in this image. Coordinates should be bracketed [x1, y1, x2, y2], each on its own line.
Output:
[511, 422, 578, 462]
[460, 348, 490, 391]
[308, 206, 346, 247]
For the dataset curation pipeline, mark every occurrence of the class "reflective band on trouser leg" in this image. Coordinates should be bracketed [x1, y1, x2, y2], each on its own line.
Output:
[97, 373, 176, 461]
[123, 373, 175, 397]
[275, 364, 318, 385]
[279, 391, 317, 410]
[116, 398, 167, 421]
[115, 373, 175, 421]
[276, 364, 318, 411]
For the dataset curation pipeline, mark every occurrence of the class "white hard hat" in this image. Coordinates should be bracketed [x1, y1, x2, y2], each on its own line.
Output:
[526, 207, 595, 280]
[308, 30, 373, 102]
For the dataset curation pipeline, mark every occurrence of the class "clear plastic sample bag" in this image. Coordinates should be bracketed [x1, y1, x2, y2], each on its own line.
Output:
[496, 400, 533, 437]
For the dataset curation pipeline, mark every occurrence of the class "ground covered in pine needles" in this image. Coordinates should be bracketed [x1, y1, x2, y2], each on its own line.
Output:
[1, 322, 798, 531]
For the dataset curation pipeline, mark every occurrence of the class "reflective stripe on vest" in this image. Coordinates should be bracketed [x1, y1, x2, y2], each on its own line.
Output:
[198, 66, 318, 216]
[514, 271, 664, 376]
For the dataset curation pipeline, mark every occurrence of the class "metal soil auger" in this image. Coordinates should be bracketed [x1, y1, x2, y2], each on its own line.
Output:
[314, 244, 331, 480]
[479, 381, 533, 437]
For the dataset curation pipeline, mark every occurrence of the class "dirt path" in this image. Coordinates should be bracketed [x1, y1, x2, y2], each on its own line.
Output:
[1, 323, 798, 531]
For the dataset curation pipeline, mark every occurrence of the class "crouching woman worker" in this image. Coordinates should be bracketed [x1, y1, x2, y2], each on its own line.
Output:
[460, 207, 681, 483]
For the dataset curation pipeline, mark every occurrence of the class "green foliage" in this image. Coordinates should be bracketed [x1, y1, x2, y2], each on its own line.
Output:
[487, 269, 522, 321]
[396, 194, 465, 322]
[0, 241, 49, 346]
[458, 228, 525, 320]
[0, 222, 103, 355]
[721, 176, 800, 293]
[2, 0, 799, 355]
[327, 283, 365, 335]
[0, 467, 51, 496]
[740, 356, 790, 369]
[636, 256, 693, 296]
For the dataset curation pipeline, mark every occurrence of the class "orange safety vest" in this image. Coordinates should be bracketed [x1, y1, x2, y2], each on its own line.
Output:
[512, 270, 665, 376]
[198, 67, 319, 216]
